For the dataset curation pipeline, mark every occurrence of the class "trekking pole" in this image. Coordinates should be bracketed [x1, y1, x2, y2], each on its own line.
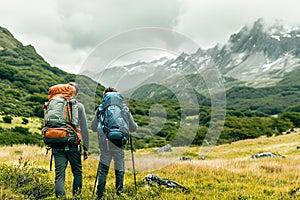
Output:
[49, 153, 53, 171]
[129, 134, 137, 188]
[92, 161, 101, 198]
[46, 147, 53, 171]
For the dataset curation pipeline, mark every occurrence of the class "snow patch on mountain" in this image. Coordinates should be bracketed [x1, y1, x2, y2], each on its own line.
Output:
[270, 35, 280, 41]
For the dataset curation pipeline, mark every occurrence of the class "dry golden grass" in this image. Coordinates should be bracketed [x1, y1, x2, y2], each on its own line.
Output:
[1, 131, 300, 199]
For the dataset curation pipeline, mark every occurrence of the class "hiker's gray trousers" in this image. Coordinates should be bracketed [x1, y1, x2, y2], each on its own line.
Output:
[53, 146, 82, 197]
[97, 146, 125, 196]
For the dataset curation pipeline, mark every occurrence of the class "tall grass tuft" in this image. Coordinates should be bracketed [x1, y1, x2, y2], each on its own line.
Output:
[0, 157, 53, 199]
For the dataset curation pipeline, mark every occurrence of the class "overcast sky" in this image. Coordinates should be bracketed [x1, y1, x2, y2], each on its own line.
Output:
[0, 0, 300, 74]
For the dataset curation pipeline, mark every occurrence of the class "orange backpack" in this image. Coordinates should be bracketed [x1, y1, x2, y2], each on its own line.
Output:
[42, 84, 81, 147]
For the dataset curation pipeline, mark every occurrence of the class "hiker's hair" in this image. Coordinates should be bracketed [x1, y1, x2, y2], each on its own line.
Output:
[68, 82, 79, 95]
[104, 86, 117, 95]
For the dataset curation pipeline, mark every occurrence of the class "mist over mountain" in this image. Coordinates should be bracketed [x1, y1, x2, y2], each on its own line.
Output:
[83, 19, 300, 101]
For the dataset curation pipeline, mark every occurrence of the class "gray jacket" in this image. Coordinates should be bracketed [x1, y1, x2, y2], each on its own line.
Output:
[78, 102, 89, 150]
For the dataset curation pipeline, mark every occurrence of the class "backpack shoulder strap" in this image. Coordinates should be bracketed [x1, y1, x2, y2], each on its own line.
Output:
[96, 104, 104, 118]
[96, 104, 105, 130]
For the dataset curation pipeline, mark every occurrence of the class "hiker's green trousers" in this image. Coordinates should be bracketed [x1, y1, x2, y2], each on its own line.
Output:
[53, 146, 82, 197]
[97, 145, 125, 197]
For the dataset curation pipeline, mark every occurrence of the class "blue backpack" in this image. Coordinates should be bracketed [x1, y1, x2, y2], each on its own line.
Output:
[97, 92, 130, 147]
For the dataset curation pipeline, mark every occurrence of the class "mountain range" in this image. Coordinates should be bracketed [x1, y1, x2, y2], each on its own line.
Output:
[83, 19, 300, 102]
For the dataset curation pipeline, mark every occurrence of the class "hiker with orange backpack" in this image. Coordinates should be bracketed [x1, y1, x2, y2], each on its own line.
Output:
[42, 82, 89, 197]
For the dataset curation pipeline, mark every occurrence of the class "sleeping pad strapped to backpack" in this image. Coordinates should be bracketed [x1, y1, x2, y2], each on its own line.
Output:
[42, 84, 81, 147]
[97, 92, 131, 148]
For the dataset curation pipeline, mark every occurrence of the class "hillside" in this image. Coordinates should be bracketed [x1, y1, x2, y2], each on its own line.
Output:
[225, 69, 300, 115]
[0, 26, 105, 117]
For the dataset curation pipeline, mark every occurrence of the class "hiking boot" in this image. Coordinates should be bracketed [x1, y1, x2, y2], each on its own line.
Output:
[116, 190, 123, 196]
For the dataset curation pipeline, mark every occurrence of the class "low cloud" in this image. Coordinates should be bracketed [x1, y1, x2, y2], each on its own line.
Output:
[175, 0, 300, 48]
[1, 0, 300, 73]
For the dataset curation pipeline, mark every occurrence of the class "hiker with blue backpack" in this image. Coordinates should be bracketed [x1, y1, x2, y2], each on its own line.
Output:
[42, 82, 89, 197]
[91, 87, 137, 199]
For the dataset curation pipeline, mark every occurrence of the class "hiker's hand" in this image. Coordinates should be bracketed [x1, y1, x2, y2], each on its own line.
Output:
[84, 150, 88, 160]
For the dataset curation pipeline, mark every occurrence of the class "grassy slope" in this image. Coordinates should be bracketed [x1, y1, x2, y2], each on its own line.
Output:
[1, 131, 300, 199]
[0, 116, 42, 134]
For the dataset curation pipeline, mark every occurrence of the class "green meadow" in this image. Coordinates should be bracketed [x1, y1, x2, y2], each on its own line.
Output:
[1, 129, 300, 199]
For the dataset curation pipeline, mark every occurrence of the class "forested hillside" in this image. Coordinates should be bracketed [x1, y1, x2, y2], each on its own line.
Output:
[225, 73, 300, 115]
[0, 26, 105, 117]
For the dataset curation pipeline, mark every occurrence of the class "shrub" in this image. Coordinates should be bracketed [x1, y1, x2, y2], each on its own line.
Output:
[12, 126, 30, 135]
[22, 117, 29, 124]
[3, 115, 12, 123]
